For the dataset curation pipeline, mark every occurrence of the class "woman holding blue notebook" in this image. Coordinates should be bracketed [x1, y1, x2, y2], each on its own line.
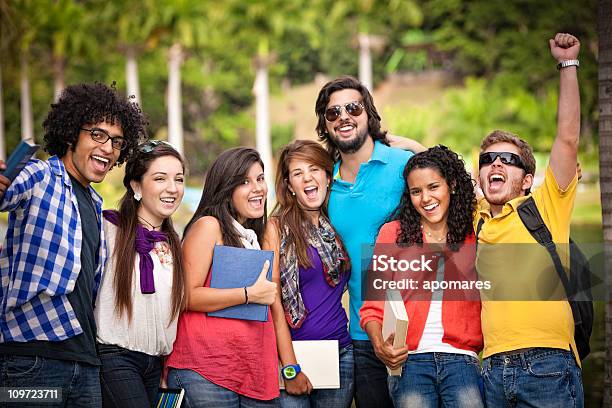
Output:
[166, 147, 280, 407]
[263, 140, 353, 408]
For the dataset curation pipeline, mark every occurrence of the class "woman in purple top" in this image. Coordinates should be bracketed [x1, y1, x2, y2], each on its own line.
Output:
[263, 140, 353, 408]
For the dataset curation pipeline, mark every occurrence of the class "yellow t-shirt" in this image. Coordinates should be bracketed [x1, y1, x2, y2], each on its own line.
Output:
[475, 165, 580, 364]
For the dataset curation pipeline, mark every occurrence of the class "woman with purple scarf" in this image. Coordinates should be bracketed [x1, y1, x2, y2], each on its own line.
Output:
[94, 140, 186, 407]
[263, 140, 353, 408]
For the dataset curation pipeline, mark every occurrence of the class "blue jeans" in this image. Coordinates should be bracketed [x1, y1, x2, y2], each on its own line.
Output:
[98, 344, 162, 408]
[280, 344, 354, 408]
[167, 368, 279, 408]
[0, 354, 101, 407]
[387, 352, 483, 408]
[482, 348, 583, 408]
[353, 340, 393, 408]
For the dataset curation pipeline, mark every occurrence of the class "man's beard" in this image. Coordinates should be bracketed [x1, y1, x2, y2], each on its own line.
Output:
[331, 126, 369, 154]
[483, 176, 525, 205]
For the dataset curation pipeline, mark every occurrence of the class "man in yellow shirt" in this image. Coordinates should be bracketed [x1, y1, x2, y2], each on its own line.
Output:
[475, 33, 583, 407]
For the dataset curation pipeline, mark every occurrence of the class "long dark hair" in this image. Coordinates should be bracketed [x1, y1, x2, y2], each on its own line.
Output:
[184, 147, 267, 246]
[395, 146, 476, 248]
[111, 142, 186, 322]
[271, 140, 349, 270]
[315, 76, 389, 161]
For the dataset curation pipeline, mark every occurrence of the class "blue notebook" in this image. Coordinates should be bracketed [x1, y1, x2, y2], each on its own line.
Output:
[208, 245, 274, 322]
[2, 140, 40, 182]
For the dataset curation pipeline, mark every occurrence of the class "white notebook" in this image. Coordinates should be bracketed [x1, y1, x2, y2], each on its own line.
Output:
[382, 289, 409, 376]
[279, 340, 340, 389]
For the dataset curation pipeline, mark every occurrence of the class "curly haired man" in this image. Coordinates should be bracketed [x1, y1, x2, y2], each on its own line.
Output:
[0, 83, 146, 406]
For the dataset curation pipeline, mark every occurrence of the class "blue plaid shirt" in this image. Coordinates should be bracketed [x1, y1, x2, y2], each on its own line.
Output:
[0, 156, 107, 342]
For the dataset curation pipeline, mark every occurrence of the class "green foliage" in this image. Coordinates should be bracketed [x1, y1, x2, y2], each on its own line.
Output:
[0, 0, 599, 176]
[384, 77, 560, 157]
[271, 123, 295, 155]
[419, 0, 598, 149]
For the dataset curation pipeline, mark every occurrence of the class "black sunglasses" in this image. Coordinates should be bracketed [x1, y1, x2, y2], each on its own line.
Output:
[324, 101, 364, 122]
[479, 151, 526, 171]
[81, 127, 126, 150]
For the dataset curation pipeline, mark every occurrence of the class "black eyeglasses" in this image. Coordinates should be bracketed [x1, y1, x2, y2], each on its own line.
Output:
[324, 101, 365, 122]
[479, 152, 526, 171]
[81, 128, 127, 150]
[138, 139, 173, 153]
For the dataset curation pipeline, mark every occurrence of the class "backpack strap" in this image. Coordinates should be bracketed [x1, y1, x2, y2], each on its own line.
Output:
[476, 217, 484, 240]
[516, 197, 573, 299]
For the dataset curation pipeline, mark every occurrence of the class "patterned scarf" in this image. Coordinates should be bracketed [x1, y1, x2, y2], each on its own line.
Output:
[280, 215, 347, 328]
[103, 210, 168, 294]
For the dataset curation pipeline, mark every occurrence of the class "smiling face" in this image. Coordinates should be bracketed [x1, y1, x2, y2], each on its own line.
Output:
[479, 142, 533, 212]
[130, 155, 185, 227]
[62, 121, 122, 186]
[325, 89, 369, 154]
[407, 167, 451, 229]
[232, 162, 267, 223]
[287, 158, 330, 212]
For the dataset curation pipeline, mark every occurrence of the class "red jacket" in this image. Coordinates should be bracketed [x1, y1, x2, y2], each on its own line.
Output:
[360, 221, 483, 353]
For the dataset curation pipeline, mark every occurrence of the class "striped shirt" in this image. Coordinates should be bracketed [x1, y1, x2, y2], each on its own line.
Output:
[0, 156, 106, 342]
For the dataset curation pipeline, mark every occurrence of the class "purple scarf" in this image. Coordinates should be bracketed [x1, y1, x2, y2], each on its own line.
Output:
[103, 210, 167, 294]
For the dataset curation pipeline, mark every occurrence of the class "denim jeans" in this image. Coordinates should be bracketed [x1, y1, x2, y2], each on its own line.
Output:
[167, 368, 279, 408]
[353, 340, 393, 408]
[482, 348, 583, 408]
[387, 352, 483, 408]
[280, 344, 354, 408]
[98, 344, 162, 408]
[0, 354, 101, 407]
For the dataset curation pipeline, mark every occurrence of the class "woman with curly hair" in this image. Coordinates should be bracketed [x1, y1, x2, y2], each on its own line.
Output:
[360, 146, 484, 408]
[262, 140, 353, 407]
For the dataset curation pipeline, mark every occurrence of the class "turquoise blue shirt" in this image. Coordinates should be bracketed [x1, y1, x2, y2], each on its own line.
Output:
[329, 141, 412, 340]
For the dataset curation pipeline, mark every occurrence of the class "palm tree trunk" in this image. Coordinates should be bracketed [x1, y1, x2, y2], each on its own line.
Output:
[599, 0, 612, 405]
[253, 57, 273, 194]
[126, 47, 141, 104]
[0, 63, 5, 160]
[52, 56, 65, 103]
[20, 52, 34, 141]
[167, 43, 184, 155]
[358, 33, 373, 91]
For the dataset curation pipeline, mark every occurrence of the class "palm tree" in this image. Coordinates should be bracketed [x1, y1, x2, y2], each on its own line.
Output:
[10, 0, 38, 141]
[0, 64, 5, 160]
[599, 0, 612, 404]
[19, 51, 33, 141]
[101, 0, 164, 105]
[167, 42, 184, 154]
[38, 0, 87, 102]
[154, 0, 206, 155]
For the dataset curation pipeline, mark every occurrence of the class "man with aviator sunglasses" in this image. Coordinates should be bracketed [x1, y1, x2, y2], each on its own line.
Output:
[315, 76, 424, 407]
[475, 33, 583, 407]
[0, 82, 146, 406]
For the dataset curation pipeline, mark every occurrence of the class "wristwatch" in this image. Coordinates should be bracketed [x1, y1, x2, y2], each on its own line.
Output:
[557, 59, 579, 70]
[281, 364, 301, 380]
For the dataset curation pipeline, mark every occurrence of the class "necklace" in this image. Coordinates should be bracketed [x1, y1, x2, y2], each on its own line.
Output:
[138, 216, 163, 230]
[421, 225, 446, 242]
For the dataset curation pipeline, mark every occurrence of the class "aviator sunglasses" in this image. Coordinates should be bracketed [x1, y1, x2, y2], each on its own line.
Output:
[324, 101, 365, 122]
[479, 151, 527, 171]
